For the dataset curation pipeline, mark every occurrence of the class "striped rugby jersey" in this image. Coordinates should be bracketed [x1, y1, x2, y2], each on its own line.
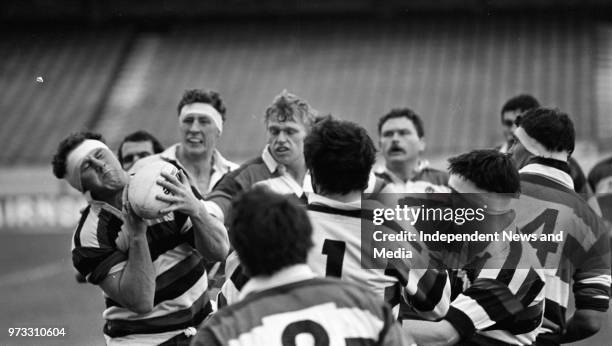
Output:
[514, 159, 611, 344]
[71, 198, 211, 344]
[193, 265, 407, 346]
[444, 219, 546, 345]
[305, 193, 451, 321]
[392, 191, 546, 344]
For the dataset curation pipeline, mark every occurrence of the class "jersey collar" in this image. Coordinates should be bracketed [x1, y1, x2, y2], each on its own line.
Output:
[163, 144, 235, 175]
[375, 160, 430, 184]
[261, 145, 281, 174]
[307, 193, 361, 210]
[519, 162, 574, 190]
[239, 264, 316, 300]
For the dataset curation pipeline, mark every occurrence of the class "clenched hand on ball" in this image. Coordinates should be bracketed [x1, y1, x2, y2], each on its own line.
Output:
[156, 169, 229, 262]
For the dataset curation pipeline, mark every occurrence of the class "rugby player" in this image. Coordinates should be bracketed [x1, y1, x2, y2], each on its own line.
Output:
[304, 118, 450, 320]
[191, 187, 411, 346]
[375, 108, 449, 192]
[210, 91, 316, 307]
[76, 131, 164, 283]
[117, 130, 164, 171]
[204, 90, 315, 221]
[52, 132, 229, 345]
[130, 89, 237, 292]
[133, 89, 238, 195]
[216, 111, 386, 308]
[509, 108, 611, 344]
[498, 94, 591, 196]
[403, 149, 546, 345]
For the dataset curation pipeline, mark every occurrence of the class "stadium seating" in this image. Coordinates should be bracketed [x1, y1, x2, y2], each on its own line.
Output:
[0, 27, 133, 165]
[0, 17, 600, 165]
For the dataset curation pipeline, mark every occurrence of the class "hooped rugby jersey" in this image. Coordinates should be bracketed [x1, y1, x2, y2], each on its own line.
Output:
[193, 265, 408, 346]
[514, 158, 611, 343]
[444, 218, 546, 345]
[71, 197, 211, 344]
[397, 192, 546, 345]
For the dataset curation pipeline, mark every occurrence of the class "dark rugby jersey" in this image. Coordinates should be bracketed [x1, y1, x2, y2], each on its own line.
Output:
[205, 146, 281, 223]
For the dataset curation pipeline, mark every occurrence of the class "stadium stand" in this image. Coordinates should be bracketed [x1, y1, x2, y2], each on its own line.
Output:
[92, 17, 597, 161]
[0, 28, 133, 165]
[0, 17, 603, 166]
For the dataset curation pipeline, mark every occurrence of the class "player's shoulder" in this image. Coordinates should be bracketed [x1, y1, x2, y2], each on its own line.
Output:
[417, 167, 449, 185]
[519, 177, 606, 234]
[72, 205, 93, 244]
[218, 156, 270, 184]
[522, 175, 590, 209]
[203, 278, 391, 345]
[210, 278, 385, 323]
[72, 203, 122, 249]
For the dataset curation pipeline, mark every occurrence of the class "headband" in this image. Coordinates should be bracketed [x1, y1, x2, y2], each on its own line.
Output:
[65, 139, 110, 192]
[514, 127, 569, 161]
[179, 103, 223, 134]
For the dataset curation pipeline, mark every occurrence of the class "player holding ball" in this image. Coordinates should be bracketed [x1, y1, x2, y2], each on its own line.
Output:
[51, 131, 228, 345]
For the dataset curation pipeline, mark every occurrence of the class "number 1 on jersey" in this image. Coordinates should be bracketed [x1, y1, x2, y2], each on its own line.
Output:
[322, 239, 346, 277]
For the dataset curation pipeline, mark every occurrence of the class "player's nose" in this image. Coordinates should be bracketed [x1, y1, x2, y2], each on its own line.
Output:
[188, 121, 202, 132]
[277, 131, 288, 141]
[89, 157, 107, 171]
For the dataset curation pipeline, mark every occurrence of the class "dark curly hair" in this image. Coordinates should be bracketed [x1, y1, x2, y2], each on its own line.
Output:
[230, 187, 313, 277]
[52, 132, 105, 179]
[305, 118, 376, 195]
[517, 107, 575, 155]
[448, 149, 520, 194]
[177, 89, 226, 121]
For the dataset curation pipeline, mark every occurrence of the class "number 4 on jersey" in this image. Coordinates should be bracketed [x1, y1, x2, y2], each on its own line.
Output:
[520, 208, 559, 264]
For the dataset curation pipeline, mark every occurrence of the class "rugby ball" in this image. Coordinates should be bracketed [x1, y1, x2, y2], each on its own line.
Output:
[128, 160, 179, 219]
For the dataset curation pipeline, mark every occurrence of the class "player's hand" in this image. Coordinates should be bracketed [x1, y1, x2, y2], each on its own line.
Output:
[122, 184, 147, 236]
[156, 170, 200, 216]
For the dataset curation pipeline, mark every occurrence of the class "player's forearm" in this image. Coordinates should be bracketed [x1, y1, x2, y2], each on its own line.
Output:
[191, 205, 230, 262]
[560, 309, 604, 343]
[119, 232, 156, 313]
[403, 320, 460, 346]
[404, 268, 451, 320]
